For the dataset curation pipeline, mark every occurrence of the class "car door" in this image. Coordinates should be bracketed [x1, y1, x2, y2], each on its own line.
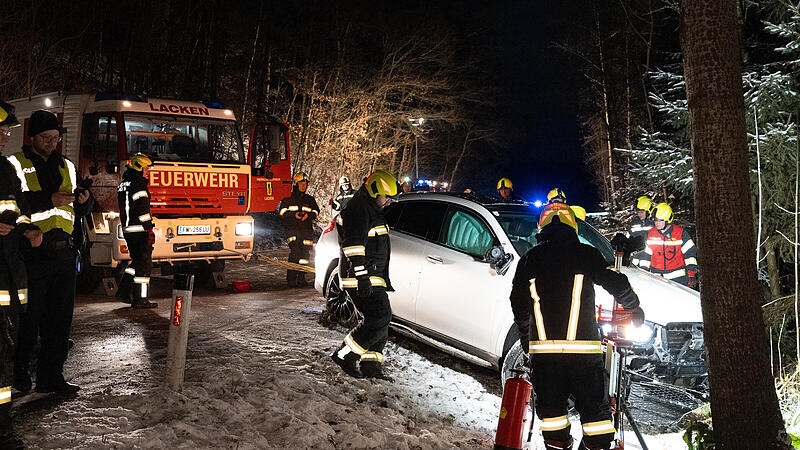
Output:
[415, 205, 504, 351]
[386, 200, 448, 324]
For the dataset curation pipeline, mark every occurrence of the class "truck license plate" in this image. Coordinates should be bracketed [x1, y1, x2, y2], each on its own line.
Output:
[177, 225, 211, 235]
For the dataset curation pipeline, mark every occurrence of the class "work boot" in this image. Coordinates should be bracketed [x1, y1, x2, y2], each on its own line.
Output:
[130, 287, 157, 309]
[132, 299, 158, 309]
[12, 371, 31, 395]
[360, 361, 393, 382]
[545, 438, 574, 450]
[330, 345, 364, 378]
[35, 378, 80, 395]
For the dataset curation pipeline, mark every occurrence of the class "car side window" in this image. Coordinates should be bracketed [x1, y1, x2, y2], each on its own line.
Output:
[383, 202, 404, 228]
[392, 201, 448, 241]
[439, 207, 495, 257]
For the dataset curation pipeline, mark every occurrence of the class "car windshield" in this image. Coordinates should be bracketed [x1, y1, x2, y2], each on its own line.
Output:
[124, 114, 245, 163]
[491, 208, 615, 263]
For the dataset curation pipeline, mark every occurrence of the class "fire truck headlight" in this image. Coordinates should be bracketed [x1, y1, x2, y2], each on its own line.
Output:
[625, 323, 655, 344]
[235, 222, 254, 237]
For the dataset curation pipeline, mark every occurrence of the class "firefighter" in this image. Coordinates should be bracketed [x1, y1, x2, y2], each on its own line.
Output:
[10, 110, 93, 395]
[628, 196, 655, 268]
[400, 178, 413, 194]
[538, 188, 577, 231]
[510, 211, 644, 450]
[0, 101, 42, 449]
[277, 173, 319, 287]
[639, 203, 698, 288]
[332, 176, 355, 212]
[330, 169, 397, 381]
[497, 177, 520, 200]
[117, 154, 158, 308]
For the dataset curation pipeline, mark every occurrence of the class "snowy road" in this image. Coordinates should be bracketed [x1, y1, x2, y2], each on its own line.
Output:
[12, 250, 686, 449]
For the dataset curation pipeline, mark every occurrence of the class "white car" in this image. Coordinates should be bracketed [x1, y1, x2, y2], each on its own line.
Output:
[315, 192, 706, 385]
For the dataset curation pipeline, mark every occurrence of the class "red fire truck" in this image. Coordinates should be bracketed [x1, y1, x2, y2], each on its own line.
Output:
[7, 92, 292, 291]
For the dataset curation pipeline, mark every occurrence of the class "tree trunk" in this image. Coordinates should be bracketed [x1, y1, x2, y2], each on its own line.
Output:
[765, 236, 781, 300]
[681, 1, 790, 447]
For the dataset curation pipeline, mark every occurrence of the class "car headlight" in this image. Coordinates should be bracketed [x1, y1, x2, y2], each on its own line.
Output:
[625, 323, 655, 344]
[235, 222, 254, 236]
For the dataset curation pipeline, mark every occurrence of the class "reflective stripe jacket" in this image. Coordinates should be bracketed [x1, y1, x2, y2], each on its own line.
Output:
[0, 156, 38, 311]
[639, 224, 698, 283]
[509, 222, 639, 355]
[337, 186, 392, 291]
[6, 147, 77, 235]
[278, 187, 319, 242]
[628, 216, 653, 268]
[627, 216, 653, 241]
[117, 168, 153, 235]
[332, 188, 354, 212]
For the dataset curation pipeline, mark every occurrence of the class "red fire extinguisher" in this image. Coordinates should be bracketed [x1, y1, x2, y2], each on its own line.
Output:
[494, 368, 533, 450]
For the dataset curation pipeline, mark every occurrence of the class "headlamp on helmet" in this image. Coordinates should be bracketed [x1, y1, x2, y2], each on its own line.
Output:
[497, 178, 513, 190]
[653, 203, 674, 223]
[127, 154, 153, 172]
[365, 169, 398, 198]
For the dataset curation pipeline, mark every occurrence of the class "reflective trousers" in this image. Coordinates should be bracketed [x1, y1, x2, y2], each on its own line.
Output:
[118, 233, 153, 302]
[14, 247, 77, 386]
[532, 354, 615, 449]
[287, 234, 312, 285]
[0, 306, 19, 429]
[347, 287, 391, 361]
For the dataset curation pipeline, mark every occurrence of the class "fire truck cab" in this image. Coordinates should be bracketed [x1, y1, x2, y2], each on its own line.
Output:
[7, 92, 292, 291]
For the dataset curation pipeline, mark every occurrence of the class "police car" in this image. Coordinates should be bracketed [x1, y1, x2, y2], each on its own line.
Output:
[315, 192, 706, 387]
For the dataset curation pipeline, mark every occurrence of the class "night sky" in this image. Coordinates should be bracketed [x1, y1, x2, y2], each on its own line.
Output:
[495, 2, 598, 208]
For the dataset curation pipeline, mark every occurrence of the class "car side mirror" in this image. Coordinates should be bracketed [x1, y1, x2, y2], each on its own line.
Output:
[485, 245, 514, 275]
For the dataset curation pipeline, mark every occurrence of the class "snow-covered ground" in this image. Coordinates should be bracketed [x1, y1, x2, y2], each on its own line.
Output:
[12, 248, 688, 449]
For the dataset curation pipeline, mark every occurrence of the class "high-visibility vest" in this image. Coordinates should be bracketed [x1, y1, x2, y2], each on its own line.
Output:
[6, 151, 77, 234]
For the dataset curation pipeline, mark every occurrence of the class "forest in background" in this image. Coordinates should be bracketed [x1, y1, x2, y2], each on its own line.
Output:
[0, 0, 505, 206]
[562, 0, 800, 381]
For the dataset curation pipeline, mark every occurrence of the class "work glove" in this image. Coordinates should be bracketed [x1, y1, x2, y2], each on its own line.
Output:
[631, 306, 645, 327]
[147, 229, 156, 246]
[357, 276, 373, 298]
[687, 270, 698, 290]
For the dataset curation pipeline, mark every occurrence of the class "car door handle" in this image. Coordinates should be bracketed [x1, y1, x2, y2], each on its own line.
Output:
[426, 255, 444, 264]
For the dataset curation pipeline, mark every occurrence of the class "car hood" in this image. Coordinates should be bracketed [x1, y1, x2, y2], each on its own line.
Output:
[594, 266, 703, 325]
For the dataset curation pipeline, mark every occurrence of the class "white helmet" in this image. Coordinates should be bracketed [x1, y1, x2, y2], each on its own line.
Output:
[339, 176, 351, 187]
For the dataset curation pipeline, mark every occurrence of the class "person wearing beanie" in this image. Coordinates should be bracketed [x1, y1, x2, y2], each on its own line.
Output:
[8, 110, 92, 396]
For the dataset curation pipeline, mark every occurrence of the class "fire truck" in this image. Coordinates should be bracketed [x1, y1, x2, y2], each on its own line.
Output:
[7, 92, 292, 291]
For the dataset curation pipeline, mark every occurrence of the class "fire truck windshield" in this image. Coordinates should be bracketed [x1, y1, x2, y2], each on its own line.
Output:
[124, 114, 245, 164]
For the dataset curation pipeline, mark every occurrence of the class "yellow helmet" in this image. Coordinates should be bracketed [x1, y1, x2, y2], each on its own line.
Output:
[546, 188, 566, 203]
[497, 178, 513, 190]
[293, 172, 309, 184]
[635, 196, 653, 212]
[653, 203, 674, 223]
[570, 205, 586, 221]
[539, 203, 578, 232]
[127, 154, 153, 172]
[365, 169, 398, 198]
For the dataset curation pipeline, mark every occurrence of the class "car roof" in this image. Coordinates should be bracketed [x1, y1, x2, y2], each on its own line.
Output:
[397, 191, 537, 215]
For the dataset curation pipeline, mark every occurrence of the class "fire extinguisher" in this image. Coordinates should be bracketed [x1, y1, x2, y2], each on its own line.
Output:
[494, 367, 533, 450]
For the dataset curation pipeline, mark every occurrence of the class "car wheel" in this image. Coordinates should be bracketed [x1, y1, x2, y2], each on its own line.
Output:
[322, 265, 361, 329]
[501, 340, 528, 387]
